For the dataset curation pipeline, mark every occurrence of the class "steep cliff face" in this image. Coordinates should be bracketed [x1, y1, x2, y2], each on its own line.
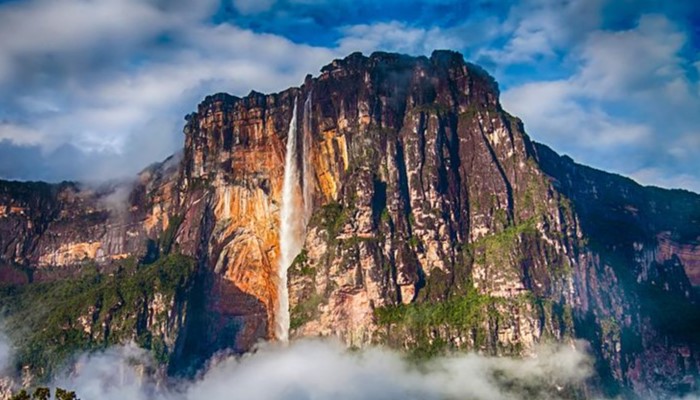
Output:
[0, 50, 699, 397]
[285, 52, 578, 355]
[534, 144, 700, 396]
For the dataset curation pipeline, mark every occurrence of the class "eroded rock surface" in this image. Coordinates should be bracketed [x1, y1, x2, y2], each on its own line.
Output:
[1, 51, 699, 397]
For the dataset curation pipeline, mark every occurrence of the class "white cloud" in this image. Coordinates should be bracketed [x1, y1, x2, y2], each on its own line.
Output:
[0, 0, 336, 181]
[0, 123, 45, 147]
[337, 22, 468, 56]
[49, 339, 593, 400]
[503, 81, 653, 149]
[502, 14, 700, 192]
[480, 0, 603, 64]
[574, 15, 689, 100]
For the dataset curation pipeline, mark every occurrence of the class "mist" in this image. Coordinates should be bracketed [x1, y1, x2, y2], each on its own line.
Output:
[0, 338, 596, 400]
[1, 333, 699, 399]
[0, 333, 10, 374]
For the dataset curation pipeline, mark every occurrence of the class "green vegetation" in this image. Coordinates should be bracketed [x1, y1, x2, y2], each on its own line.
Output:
[309, 201, 352, 242]
[0, 254, 196, 381]
[380, 208, 391, 224]
[160, 214, 183, 254]
[408, 213, 416, 227]
[374, 284, 494, 359]
[375, 286, 490, 327]
[340, 235, 381, 251]
[459, 108, 479, 121]
[457, 103, 498, 121]
[599, 316, 621, 343]
[411, 103, 450, 115]
[10, 387, 77, 400]
[289, 292, 324, 331]
[471, 218, 537, 266]
[288, 249, 316, 277]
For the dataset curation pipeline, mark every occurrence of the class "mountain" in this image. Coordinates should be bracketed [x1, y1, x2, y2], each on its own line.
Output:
[1, 51, 699, 398]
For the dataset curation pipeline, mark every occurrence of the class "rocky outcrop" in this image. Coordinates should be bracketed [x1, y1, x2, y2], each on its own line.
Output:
[0, 51, 699, 397]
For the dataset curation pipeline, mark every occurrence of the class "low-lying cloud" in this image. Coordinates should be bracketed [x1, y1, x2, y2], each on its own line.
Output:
[0, 338, 595, 400]
[2, 333, 700, 399]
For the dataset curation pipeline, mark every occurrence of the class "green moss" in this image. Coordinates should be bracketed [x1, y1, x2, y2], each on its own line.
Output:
[309, 202, 350, 242]
[290, 292, 324, 330]
[557, 195, 576, 221]
[160, 214, 183, 255]
[380, 208, 391, 224]
[374, 284, 494, 359]
[292, 249, 308, 265]
[458, 104, 482, 120]
[600, 316, 621, 343]
[411, 103, 450, 115]
[341, 235, 380, 250]
[493, 208, 509, 229]
[289, 249, 316, 278]
[472, 218, 537, 266]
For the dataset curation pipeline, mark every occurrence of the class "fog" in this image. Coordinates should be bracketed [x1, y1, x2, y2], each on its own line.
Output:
[0, 333, 10, 373]
[46, 339, 596, 400]
[1, 335, 698, 399]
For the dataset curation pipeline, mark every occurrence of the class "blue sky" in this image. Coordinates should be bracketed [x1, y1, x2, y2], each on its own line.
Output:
[0, 0, 698, 192]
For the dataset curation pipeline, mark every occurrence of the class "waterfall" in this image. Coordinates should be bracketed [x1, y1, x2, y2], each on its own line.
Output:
[302, 93, 314, 223]
[275, 95, 312, 342]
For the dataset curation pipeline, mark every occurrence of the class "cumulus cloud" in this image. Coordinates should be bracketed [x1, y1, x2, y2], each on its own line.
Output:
[501, 14, 700, 193]
[478, 0, 604, 65]
[337, 22, 469, 56]
[574, 15, 689, 100]
[47, 339, 594, 400]
[0, 0, 336, 182]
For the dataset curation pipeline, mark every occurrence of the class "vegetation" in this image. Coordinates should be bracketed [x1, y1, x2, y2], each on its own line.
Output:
[309, 201, 351, 242]
[0, 254, 196, 381]
[10, 387, 77, 400]
[288, 249, 315, 277]
[374, 283, 495, 359]
[159, 214, 183, 254]
[411, 103, 450, 115]
[10, 387, 79, 400]
[471, 218, 537, 268]
[289, 291, 324, 331]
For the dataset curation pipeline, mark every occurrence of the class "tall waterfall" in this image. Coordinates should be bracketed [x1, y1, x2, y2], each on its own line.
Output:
[302, 93, 314, 224]
[275, 95, 312, 342]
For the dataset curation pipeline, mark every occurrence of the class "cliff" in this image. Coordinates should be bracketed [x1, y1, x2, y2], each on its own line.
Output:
[0, 50, 698, 398]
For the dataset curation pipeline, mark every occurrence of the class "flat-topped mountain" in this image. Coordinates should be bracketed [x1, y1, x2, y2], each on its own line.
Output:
[1, 50, 699, 398]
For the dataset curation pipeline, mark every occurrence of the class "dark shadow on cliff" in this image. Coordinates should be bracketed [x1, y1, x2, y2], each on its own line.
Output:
[533, 141, 700, 396]
[169, 273, 268, 377]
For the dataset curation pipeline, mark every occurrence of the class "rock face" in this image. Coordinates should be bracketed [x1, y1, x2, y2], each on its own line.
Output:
[0, 51, 699, 397]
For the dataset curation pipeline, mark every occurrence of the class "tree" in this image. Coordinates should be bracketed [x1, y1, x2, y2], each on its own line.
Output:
[32, 387, 50, 400]
[54, 388, 78, 400]
[9, 390, 30, 400]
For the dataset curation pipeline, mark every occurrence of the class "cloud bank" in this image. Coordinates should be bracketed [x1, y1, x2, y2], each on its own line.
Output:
[48, 339, 593, 400]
